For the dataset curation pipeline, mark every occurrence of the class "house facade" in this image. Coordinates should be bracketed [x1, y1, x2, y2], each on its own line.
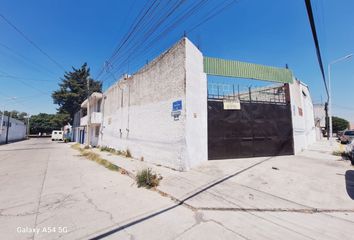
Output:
[80, 92, 103, 147]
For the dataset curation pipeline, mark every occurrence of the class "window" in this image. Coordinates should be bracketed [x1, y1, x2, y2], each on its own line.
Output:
[97, 99, 102, 112]
[121, 89, 124, 107]
[345, 131, 354, 136]
[95, 126, 100, 137]
[2, 121, 11, 127]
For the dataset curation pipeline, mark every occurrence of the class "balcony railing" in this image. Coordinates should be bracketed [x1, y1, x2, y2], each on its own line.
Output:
[90, 112, 102, 125]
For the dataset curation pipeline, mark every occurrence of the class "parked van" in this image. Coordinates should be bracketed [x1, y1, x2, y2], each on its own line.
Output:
[51, 130, 64, 141]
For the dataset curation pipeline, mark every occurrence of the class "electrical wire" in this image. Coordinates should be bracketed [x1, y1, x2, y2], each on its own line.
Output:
[0, 13, 65, 71]
[0, 41, 58, 76]
[304, 0, 329, 101]
[104, 0, 238, 86]
[101, 0, 209, 84]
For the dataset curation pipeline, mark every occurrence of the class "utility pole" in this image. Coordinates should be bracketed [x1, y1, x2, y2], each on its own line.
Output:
[25, 115, 30, 139]
[2, 97, 17, 143]
[328, 54, 352, 144]
[86, 76, 90, 147]
[324, 102, 329, 140]
[0, 107, 4, 136]
[5, 111, 12, 144]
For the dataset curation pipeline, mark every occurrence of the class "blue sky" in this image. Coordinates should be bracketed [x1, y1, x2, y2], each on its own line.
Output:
[0, 0, 353, 121]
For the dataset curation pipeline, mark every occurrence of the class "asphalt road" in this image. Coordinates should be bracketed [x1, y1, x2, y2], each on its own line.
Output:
[1, 138, 354, 240]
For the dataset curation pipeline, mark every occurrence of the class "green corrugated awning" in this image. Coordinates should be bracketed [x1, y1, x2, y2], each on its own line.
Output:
[204, 57, 293, 83]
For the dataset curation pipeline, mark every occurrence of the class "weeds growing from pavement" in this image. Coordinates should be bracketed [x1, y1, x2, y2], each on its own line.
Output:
[136, 168, 162, 189]
[71, 144, 120, 172]
[100, 146, 132, 158]
[126, 149, 132, 158]
[332, 150, 348, 158]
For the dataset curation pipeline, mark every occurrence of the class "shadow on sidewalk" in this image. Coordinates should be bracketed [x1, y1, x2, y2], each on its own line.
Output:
[345, 170, 354, 200]
[88, 156, 274, 239]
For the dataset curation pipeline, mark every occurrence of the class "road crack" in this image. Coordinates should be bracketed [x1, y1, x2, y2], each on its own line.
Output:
[82, 192, 115, 223]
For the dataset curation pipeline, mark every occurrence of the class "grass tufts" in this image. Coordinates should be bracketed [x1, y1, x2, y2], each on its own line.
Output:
[136, 168, 162, 189]
[100, 146, 117, 154]
[100, 146, 131, 158]
[71, 144, 120, 172]
[126, 149, 132, 158]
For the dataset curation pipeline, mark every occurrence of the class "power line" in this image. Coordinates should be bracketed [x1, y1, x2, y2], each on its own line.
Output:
[0, 70, 52, 94]
[304, 0, 329, 101]
[0, 41, 58, 76]
[0, 74, 55, 83]
[0, 13, 65, 71]
[95, 0, 161, 80]
[98, 0, 242, 88]
[187, 0, 238, 33]
[101, 0, 209, 84]
[105, 0, 237, 85]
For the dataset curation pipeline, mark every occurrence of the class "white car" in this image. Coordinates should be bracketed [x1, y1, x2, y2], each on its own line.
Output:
[51, 130, 64, 141]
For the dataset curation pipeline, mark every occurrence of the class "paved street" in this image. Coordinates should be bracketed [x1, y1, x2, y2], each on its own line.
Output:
[1, 138, 354, 240]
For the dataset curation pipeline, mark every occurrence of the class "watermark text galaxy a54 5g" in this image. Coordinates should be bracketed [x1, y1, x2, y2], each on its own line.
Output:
[17, 226, 68, 234]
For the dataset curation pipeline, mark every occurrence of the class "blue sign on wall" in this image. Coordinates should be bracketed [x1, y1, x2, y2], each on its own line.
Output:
[172, 100, 182, 111]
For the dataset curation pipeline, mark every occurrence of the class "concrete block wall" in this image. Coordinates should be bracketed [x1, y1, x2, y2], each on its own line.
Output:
[0, 116, 26, 144]
[99, 38, 207, 170]
[289, 80, 316, 153]
[184, 39, 208, 169]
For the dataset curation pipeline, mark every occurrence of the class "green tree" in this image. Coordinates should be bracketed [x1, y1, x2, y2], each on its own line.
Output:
[0, 110, 28, 122]
[29, 113, 70, 134]
[332, 116, 349, 133]
[52, 63, 102, 123]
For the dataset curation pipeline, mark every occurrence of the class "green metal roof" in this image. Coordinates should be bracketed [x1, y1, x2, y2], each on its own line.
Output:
[204, 57, 293, 83]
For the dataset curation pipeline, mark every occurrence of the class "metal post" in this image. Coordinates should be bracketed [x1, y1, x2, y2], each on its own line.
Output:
[26, 116, 30, 138]
[238, 84, 240, 100]
[327, 53, 353, 144]
[86, 77, 90, 147]
[0, 106, 4, 135]
[5, 112, 12, 144]
[324, 102, 329, 140]
[248, 87, 252, 102]
[328, 63, 332, 143]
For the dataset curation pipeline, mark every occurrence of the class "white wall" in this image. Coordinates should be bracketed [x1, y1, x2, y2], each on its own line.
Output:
[184, 39, 208, 169]
[0, 116, 26, 144]
[99, 38, 187, 170]
[99, 38, 208, 170]
[289, 80, 316, 153]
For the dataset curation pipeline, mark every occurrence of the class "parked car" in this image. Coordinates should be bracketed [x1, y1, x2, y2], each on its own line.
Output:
[345, 139, 354, 165]
[51, 130, 64, 141]
[339, 130, 354, 144]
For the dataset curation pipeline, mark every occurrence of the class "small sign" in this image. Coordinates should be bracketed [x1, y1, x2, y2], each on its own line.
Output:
[172, 100, 182, 111]
[171, 110, 181, 121]
[223, 99, 241, 110]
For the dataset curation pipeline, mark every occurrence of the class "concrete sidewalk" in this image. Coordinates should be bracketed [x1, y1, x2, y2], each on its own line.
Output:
[84, 139, 354, 212]
[2, 138, 353, 239]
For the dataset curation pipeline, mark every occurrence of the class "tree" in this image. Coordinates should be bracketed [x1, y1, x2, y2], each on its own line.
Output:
[52, 63, 102, 123]
[0, 110, 28, 122]
[29, 113, 70, 134]
[332, 116, 349, 133]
